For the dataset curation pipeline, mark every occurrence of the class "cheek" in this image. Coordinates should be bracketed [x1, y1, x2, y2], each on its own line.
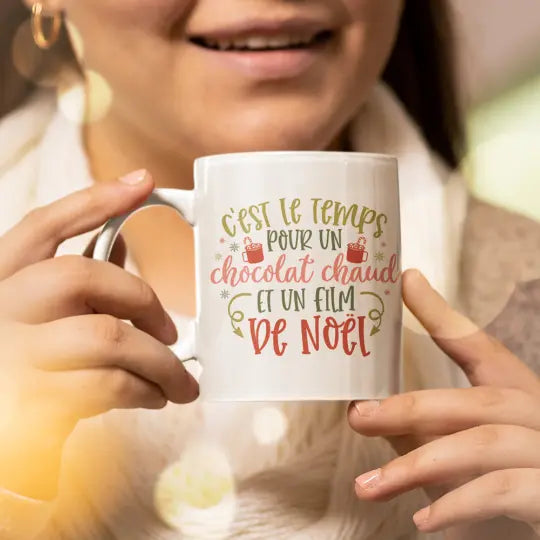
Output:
[343, 0, 403, 48]
[63, 0, 194, 89]
[343, 0, 403, 18]
[65, 0, 193, 34]
[340, 0, 403, 80]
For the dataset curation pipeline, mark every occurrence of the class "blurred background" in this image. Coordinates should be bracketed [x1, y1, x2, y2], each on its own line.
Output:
[453, 0, 540, 220]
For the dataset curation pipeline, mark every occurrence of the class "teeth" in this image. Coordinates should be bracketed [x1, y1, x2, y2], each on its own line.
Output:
[265, 36, 297, 48]
[241, 36, 271, 49]
[202, 33, 319, 51]
[217, 40, 232, 50]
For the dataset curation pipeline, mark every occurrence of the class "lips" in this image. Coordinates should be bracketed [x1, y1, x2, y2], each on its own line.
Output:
[186, 16, 336, 52]
[185, 16, 337, 80]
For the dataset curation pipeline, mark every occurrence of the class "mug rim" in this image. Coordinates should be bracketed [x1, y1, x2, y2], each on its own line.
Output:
[195, 150, 397, 165]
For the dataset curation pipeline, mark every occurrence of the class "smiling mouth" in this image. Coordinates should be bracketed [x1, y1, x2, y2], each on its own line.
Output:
[189, 29, 334, 52]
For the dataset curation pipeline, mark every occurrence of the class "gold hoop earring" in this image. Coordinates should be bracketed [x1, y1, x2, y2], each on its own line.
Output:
[31, 3, 62, 50]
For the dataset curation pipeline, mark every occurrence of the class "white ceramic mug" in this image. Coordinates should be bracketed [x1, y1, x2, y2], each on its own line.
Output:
[93, 152, 402, 401]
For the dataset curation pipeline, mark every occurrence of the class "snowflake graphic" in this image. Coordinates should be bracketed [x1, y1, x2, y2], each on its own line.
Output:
[384, 289, 391, 296]
[214, 253, 223, 261]
[374, 251, 385, 263]
[220, 289, 230, 299]
[230, 242, 240, 253]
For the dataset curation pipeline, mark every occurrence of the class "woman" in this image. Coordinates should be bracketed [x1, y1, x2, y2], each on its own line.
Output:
[0, 1, 539, 539]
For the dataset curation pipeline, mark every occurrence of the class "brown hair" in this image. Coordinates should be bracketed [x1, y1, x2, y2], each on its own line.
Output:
[383, 1, 464, 167]
[0, 0, 464, 167]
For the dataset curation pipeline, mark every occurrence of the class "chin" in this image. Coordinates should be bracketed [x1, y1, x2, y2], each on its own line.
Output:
[187, 106, 348, 155]
[202, 128, 335, 155]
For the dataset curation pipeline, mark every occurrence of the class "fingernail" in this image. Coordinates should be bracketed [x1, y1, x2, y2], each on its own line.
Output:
[355, 468, 381, 489]
[119, 169, 149, 185]
[354, 400, 381, 416]
[413, 506, 431, 529]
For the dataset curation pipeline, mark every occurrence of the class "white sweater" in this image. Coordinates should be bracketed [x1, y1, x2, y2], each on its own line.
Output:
[0, 84, 468, 540]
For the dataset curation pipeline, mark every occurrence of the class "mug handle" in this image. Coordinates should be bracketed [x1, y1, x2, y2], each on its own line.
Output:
[242, 251, 249, 263]
[93, 188, 197, 362]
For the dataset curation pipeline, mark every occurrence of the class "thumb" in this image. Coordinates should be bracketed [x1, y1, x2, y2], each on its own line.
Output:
[0, 170, 153, 280]
[402, 269, 539, 392]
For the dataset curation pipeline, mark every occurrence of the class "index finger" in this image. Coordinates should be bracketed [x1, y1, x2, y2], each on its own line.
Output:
[0, 170, 153, 280]
[403, 269, 540, 394]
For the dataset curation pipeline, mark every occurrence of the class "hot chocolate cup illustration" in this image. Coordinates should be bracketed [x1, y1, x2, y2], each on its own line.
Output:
[242, 237, 264, 264]
[346, 236, 368, 264]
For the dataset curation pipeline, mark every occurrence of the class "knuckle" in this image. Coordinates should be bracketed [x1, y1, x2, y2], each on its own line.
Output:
[71, 188, 97, 216]
[135, 278, 158, 311]
[472, 424, 500, 447]
[94, 315, 125, 348]
[107, 368, 134, 397]
[168, 356, 186, 381]
[429, 305, 455, 339]
[475, 386, 508, 408]
[491, 470, 515, 499]
[24, 206, 60, 241]
[57, 256, 93, 297]
[78, 189, 95, 209]
[397, 393, 418, 419]
[382, 453, 418, 485]
[23, 206, 47, 227]
[405, 448, 426, 476]
[156, 356, 179, 387]
[75, 188, 109, 219]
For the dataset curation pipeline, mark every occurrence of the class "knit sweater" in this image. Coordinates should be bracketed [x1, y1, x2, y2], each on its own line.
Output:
[0, 83, 538, 540]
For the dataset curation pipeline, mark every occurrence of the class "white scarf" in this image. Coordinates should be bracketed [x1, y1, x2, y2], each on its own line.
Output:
[0, 84, 468, 540]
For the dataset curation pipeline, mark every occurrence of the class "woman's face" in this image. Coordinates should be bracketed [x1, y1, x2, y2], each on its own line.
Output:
[61, 0, 402, 158]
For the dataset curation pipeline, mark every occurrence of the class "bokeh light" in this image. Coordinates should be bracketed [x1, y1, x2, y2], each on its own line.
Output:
[12, 13, 111, 125]
[465, 74, 540, 220]
[154, 440, 236, 538]
[11, 19, 63, 88]
[252, 406, 288, 445]
[57, 70, 113, 124]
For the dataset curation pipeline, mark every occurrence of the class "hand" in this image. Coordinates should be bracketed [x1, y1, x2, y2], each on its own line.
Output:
[0, 170, 199, 500]
[348, 270, 540, 537]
